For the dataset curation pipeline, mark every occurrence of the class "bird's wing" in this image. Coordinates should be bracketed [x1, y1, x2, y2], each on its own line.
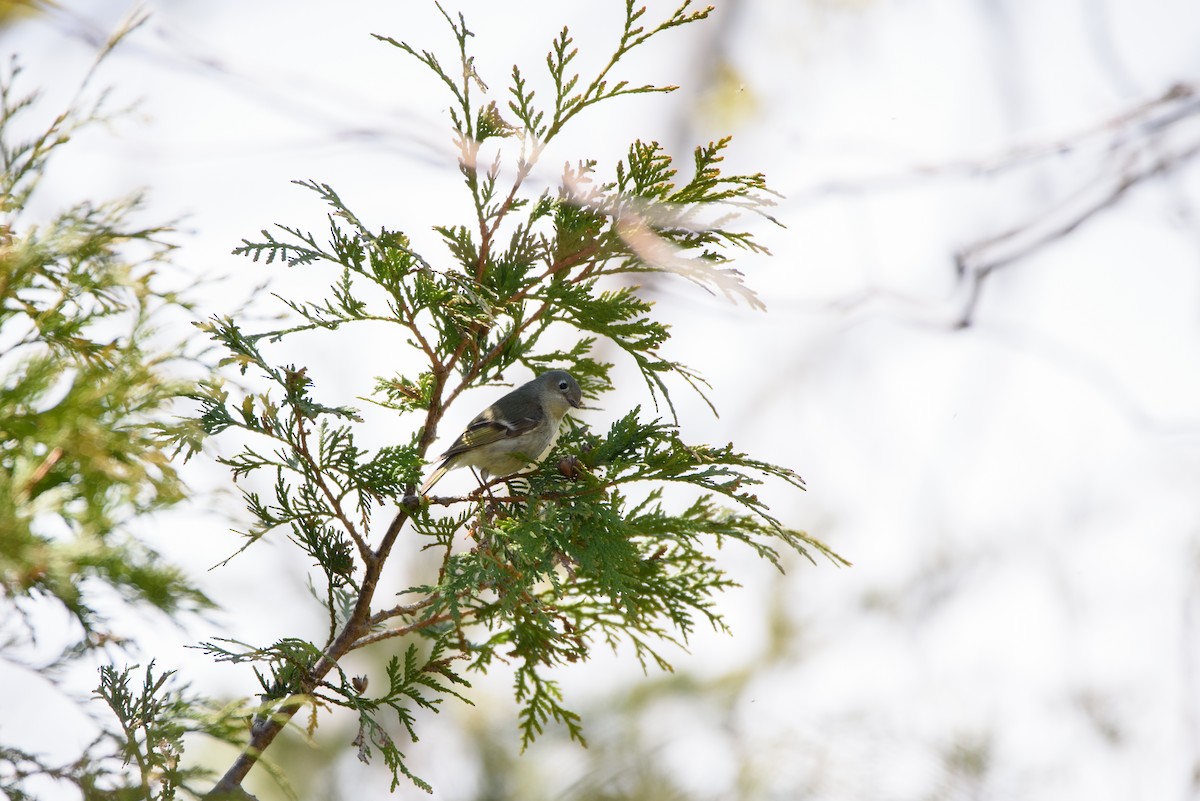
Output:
[440, 407, 542, 459]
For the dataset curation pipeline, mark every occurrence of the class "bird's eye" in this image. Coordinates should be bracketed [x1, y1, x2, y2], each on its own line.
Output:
[558, 381, 569, 391]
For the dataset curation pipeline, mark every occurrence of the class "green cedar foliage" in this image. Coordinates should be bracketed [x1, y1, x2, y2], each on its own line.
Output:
[0, 55, 209, 644]
[195, 2, 845, 796]
[0, 34, 243, 801]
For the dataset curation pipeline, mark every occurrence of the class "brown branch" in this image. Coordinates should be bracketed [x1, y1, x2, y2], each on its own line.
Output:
[785, 82, 1199, 206]
[395, 266, 440, 369]
[416, 366, 450, 457]
[350, 611, 460, 650]
[206, 507, 412, 798]
[424, 477, 619, 508]
[367, 594, 442, 627]
[955, 136, 1200, 325]
[290, 400, 372, 564]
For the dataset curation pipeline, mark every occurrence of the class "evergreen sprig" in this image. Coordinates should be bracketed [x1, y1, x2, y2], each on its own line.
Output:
[193, 4, 843, 796]
[0, 51, 210, 646]
[3, 663, 229, 801]
[96, 663, 248, 801]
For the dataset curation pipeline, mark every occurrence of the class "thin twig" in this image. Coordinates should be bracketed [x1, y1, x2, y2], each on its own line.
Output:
[291, 401, 372, 563]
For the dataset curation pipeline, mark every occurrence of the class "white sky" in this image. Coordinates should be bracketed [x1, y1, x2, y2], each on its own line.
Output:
[4, 1, 1200, 799]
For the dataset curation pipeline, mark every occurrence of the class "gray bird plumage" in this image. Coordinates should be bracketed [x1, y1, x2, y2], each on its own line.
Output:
[419, 370, 583, 494]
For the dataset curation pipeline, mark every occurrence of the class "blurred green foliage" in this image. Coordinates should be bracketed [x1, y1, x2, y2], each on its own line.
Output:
[0, 41, 240, 801]
[0, 56, 208, 657]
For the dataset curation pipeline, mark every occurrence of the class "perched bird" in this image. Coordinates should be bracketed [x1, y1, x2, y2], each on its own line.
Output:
[419, 370, 583, 494]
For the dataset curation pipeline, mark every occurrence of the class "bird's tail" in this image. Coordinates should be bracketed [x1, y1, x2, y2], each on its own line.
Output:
[419, 462, 450, 495]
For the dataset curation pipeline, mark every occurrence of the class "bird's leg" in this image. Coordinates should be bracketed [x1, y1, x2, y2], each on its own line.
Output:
[465, 468, 489, 549]
[467, 467, 487, 498]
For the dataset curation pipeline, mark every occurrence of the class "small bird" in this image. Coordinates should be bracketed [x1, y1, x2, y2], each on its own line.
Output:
[419, 370, 583, 494]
